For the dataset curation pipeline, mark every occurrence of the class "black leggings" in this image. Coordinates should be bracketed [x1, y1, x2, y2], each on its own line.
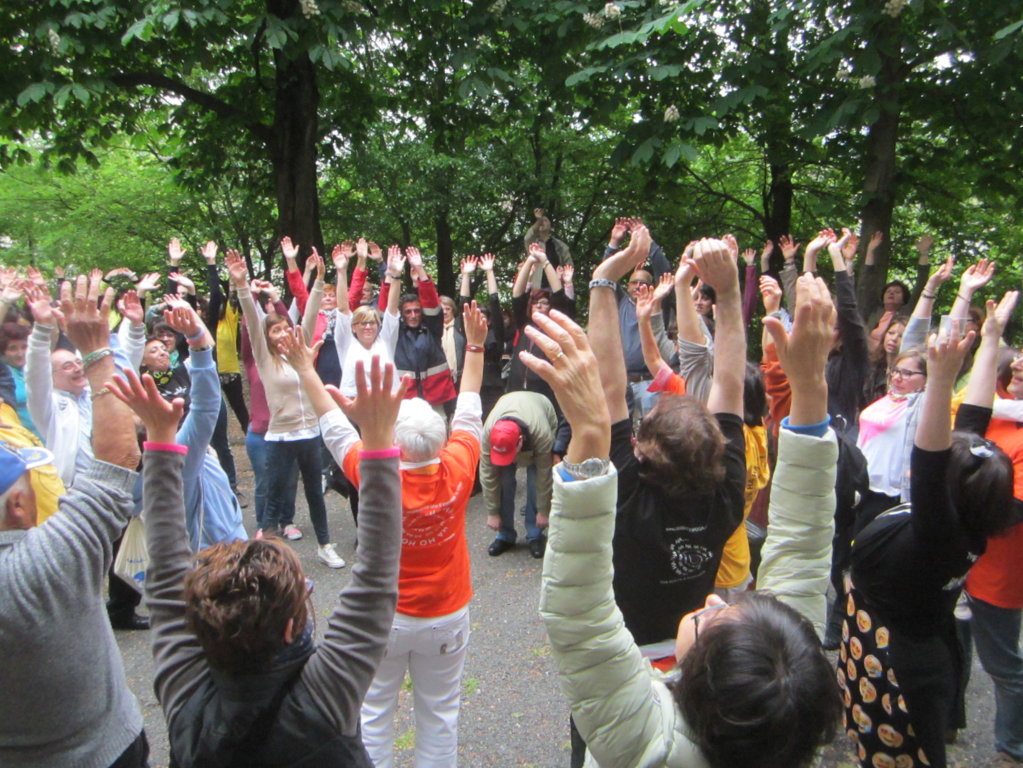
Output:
[219, 372, 249, 433]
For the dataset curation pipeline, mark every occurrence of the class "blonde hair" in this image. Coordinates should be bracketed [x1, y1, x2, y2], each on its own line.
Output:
[352, 305, 381, 327]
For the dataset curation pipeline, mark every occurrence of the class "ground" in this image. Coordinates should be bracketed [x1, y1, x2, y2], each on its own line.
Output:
[115, 429, 1002, 768]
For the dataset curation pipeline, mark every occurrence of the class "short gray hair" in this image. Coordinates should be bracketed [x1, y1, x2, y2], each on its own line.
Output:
[394, 398, 447, 462]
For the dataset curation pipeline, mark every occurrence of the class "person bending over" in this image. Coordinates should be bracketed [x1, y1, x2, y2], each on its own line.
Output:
[108, 356, 405, 767]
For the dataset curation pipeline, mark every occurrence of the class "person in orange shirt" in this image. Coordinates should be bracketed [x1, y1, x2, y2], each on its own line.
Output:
[283, 301, 489, 768]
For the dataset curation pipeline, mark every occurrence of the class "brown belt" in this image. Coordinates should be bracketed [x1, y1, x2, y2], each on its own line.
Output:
[627, 373, 653, 383]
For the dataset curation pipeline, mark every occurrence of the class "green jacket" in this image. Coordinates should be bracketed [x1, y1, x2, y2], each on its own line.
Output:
[540, 427, 838, 767]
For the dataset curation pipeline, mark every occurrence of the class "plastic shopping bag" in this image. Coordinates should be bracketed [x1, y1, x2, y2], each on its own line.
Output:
[113, 516, 148, 595]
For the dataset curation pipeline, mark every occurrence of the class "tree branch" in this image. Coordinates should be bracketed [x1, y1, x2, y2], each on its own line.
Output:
[108, 72, 272, 143]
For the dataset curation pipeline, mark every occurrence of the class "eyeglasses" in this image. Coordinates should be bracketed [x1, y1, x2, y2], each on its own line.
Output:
[888, 367, 925, 379]
[692, 602, 729, 641]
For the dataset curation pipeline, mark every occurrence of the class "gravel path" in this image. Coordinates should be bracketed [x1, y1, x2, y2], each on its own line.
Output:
[115, 436, 1000, 767]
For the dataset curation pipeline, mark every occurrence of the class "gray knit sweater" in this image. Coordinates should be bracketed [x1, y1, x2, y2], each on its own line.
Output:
[0, 459, 144, 768]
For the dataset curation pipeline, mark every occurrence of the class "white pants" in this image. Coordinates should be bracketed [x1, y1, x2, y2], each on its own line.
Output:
[361, 606, 470, 768]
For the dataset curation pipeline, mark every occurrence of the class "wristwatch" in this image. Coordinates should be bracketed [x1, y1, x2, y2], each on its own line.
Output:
[559, 457, 610, 481]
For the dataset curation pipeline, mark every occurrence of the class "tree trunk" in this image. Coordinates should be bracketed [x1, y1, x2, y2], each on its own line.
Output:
[435, 211, 455, 296]
[764, 161, 793, 254]
[856, 23, 904, 317]
[269, 40, 323, 270]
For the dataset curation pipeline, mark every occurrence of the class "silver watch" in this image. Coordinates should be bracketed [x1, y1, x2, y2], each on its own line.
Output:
[560, 457, 610, 480]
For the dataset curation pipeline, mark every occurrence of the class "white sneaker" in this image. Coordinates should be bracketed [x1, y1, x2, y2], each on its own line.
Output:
[283, 524, 303, 541]
[317, 543, 346, 569]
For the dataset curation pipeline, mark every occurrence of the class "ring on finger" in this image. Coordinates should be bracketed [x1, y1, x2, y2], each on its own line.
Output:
[552, 351, 565, 362]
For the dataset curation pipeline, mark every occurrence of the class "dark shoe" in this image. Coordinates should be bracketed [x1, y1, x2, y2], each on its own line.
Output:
[109, 612, 150, 631]
[488, 538, 514, 557]
[529, 538, 546, 559]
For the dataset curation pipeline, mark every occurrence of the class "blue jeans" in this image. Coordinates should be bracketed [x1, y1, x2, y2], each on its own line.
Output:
[263, 437, 330, 544]
[497, 463, 543, 543]
[245, 431, 296, 532]
[968, 593, 1023, 760]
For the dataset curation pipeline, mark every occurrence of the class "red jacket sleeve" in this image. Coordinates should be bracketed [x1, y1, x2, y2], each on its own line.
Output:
[348, 266, 368, 311]
[416, 277, 440, 309]
[761, 344, 792, 437]
[286, 269, 309, 315]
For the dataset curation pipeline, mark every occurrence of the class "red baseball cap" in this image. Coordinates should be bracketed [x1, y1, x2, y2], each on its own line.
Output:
[489, 420, 522, 466]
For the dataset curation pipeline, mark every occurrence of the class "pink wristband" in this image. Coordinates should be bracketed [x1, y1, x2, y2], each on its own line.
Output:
[359, 447, 400, 459]
[143, 441, 189, 455]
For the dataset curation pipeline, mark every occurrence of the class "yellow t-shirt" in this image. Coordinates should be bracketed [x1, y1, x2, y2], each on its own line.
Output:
[715, 423, 771, 589]
[0, 403, 66, 526]
[216, 302, 241, 375]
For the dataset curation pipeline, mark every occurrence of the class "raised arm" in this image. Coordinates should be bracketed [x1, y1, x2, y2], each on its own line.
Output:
[331, 244, 352, 317]
[673, 243, 705, 346]
[916, 329, 975, 453]
[635, 275, 674, 378]
[384, 246, 404, 319]
[302, 250, 325, 343]
[951, 258, 996, 321]
[962, 293, 1019, 412]
[24, 285, 58, 434]
[902, 255, 954, 351]
[512, 254, 537, 299]
[457, 301, 488, 397]
[692, 238, 745, 418]
[590, 224, 651, 424]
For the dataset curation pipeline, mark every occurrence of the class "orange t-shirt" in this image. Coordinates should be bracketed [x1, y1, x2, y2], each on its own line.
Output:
[965, 417, 1023, 609]
[344, 430, 480, 618]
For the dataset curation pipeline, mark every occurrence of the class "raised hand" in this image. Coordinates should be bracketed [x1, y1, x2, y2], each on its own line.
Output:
[225, 249, 249, 286]
[960, 258, 996, 294]
[722, 233, 739, 262]
[168, 237, 186, 263]
[367, 241, 383, 262]
[25, 266, 46, 289]
[277, 325, 323, 374]
[561, 263, 574, 283]
[759, 239, 775, 272]
[927, 326, 976, 383]
[200, 240, 218, 264]
[163, 303, 203, 339]
[463, 300, 488, 346]
[687, 238, 738, 294]
[356, 237, 368, 259]
[386, 245, 406, 278]
[806, 228, 835, 255]
[759, 274, 782, 314]
[161, 293, 189, 311]
[280, 236, 299, 261]
[1, 275, 25, 303]
[60, 273, 114, 355]
[118, 290, 144, 326]
[610, 217, 628, 246]
[916, 233, 934, 255]
[741, 248, 756, 267]
[828, 227, 852, 268]
[779, 234, 798, 262]
[309, 248, 325, 281]
[332, 244, 350, 272]
[325, 357, 409, 451]
[676, 242, 697, 285]
[479, 253, 496, 272]
[527, 242, 547, 263]
[926, 254, 955, 289]
[405, 247, 423, 268]
[867, 230, 884, 252]
[24, 285, 56, 325]
[107, 367, 184, 444]
[460, 256, 478, 275]
[173, 273, 196, 294]
[984, 291, 1020, 340]
[136, 272, 161, 294]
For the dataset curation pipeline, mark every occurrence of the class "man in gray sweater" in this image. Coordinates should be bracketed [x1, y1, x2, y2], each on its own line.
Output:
[0, 275, 148, 768]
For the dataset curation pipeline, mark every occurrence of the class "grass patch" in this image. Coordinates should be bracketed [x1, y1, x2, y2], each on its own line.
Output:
[395, 728, 415, 750]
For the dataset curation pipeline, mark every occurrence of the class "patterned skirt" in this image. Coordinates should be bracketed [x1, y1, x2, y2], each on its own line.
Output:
[837, 585, 934, 768]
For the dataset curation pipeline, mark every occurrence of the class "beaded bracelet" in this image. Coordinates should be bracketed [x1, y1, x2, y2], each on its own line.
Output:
[81, 347, 113, 371]
[588, 278, 618, 291]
